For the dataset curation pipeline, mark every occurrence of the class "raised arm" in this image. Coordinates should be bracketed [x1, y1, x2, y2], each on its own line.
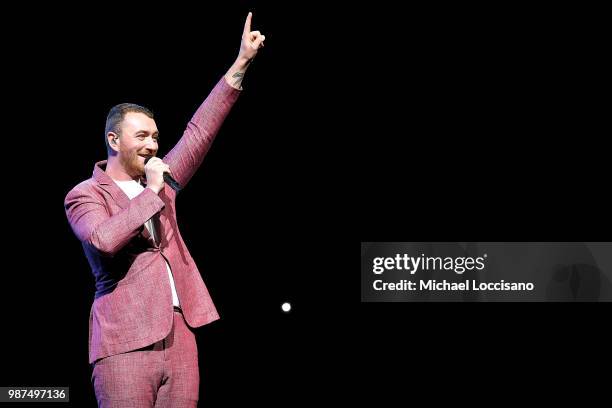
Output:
[164, 12, 265, 188]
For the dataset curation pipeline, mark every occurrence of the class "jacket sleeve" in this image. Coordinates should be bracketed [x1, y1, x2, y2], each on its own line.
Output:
[64, 186, 165, 257]
[163, 76, 241, 188]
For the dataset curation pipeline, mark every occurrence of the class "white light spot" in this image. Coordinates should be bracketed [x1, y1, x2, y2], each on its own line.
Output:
[281, 302, 291, 312]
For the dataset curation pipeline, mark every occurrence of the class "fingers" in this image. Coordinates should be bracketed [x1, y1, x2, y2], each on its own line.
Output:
[249, 31, 266, 46]
[242, 12, 266, 49]
[159, 163, 171, 174]
[252, 33, 266, 49]
[145, 157, 170, 172]
[243, 12, 252, 37]
[145, 157, 162, 166]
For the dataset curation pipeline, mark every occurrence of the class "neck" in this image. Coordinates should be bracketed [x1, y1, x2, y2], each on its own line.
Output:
[105, 155, 139, 182]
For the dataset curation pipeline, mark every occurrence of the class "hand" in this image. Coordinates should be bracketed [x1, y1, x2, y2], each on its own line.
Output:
[144, 157, 171, 194]
[225, 12, 266, 89]
[237, 12, 265, 63]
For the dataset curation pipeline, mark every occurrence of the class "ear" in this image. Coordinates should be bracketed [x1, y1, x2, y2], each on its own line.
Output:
[107, 132, 120, 153]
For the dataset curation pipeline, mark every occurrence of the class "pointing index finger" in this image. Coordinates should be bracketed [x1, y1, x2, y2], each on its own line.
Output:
[243, 12, 252, 36]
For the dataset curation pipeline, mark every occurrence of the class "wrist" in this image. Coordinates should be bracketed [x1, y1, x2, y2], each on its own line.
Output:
[225, 58, 250, 90]
[147, 185, 162, 195]
[234, 56, 252, 70]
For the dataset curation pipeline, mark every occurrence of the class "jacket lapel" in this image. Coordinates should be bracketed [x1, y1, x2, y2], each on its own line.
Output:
[93, 160, 131, 209]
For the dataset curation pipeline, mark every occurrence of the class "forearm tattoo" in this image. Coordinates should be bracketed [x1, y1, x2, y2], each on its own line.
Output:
[232, 72, 244, 87]
[231, 58, 253, 87]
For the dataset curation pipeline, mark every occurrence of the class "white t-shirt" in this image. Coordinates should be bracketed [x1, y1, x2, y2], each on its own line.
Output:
[113, 179, 180, 307]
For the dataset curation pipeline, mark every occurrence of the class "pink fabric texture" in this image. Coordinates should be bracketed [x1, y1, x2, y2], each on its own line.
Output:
[92, 309, 200, 407]
[65, 77, 241, 364]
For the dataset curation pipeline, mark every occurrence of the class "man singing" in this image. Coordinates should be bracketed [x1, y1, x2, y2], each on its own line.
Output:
[64, 12, 265, 407]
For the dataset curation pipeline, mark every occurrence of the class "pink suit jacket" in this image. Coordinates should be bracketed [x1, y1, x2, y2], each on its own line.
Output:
[65, 77, 240, 363]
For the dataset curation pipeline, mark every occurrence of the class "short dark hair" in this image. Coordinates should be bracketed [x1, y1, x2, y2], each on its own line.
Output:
[105, 103, 154, 150]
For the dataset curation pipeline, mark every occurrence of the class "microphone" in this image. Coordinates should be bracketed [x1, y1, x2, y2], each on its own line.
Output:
[144, 157, 182, 192]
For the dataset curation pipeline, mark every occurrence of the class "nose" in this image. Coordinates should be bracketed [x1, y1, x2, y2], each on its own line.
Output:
[144, 137, 158, 153]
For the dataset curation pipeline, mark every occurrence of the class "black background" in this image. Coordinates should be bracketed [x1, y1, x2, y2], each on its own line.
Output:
[2, 1, 609, 406]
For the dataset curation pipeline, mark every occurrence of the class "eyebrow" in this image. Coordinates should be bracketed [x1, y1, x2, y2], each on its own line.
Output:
[135, 130, 160, 137]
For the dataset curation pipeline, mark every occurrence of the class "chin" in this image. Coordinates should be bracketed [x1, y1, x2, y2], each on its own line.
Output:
[127, 162, 145, 178]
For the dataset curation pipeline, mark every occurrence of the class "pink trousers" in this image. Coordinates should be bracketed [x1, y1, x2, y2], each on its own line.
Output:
[92, 309, 199, 407]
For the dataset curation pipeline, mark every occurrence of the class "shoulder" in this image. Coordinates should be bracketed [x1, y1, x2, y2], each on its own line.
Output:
[64, 178, 101, 205]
